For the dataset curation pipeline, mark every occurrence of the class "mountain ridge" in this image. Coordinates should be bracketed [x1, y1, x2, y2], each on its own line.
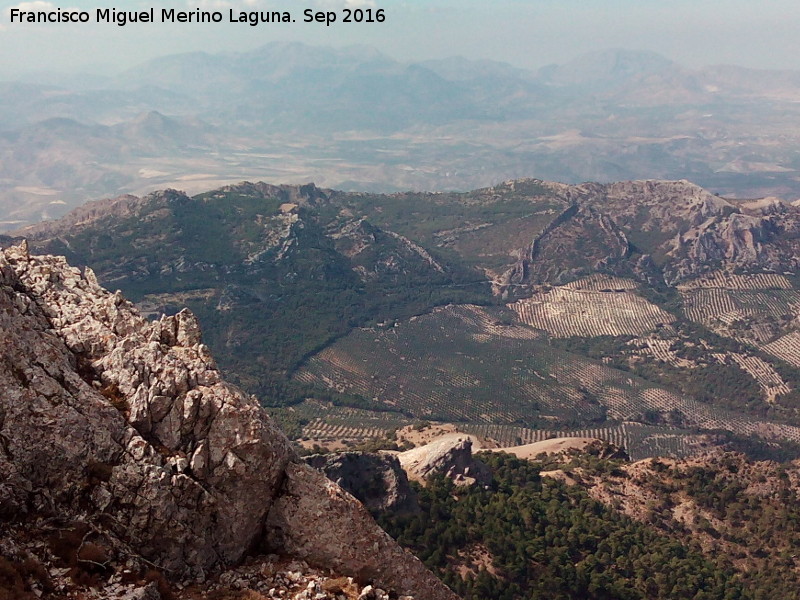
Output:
[9, 177, 800, 461]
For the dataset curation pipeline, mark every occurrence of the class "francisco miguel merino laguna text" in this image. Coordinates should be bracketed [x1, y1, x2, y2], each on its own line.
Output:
[8, 7, 386, 26]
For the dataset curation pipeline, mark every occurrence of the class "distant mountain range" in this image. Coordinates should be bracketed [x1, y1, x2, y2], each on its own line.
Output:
[5, 43, 800, 228]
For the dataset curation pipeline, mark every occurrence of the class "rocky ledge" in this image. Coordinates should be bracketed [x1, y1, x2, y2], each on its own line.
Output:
[0, 243, 458, 600]
[304, 452, 419, 514]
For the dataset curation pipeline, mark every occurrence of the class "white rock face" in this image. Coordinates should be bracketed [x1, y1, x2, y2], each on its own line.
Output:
[398, 434, 490, 486]
[0, 241, 294, 576]
[0, 243, 459, 600]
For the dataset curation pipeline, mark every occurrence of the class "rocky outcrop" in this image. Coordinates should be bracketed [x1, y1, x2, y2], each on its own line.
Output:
[10, 194, 143, 239]
[1, 241, 293, 577]
[397, 435, 491, 486]
[584, 180, 800, 283]
[596, 180, 736, 227]
[265, 463, 455, 598]
[502, 204, 630, 289]
[498, 178, 800, 290]
[183, 554, 413, 600]
[305, 452, 419, 514]
[0, 243, 459, 599]
[664, 212, 796, 283]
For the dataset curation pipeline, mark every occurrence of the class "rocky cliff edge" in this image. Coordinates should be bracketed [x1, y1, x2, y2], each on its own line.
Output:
[0, 242, 458, 600]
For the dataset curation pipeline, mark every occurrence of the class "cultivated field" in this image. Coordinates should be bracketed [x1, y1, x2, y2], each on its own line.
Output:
[294, 412, 727, 461]
[295, 304, 586, 425]
[721, 353, 790, 402]
[681, 288, 800, 339]
[675, 271, 800, 396]
[627, 336, 696, 369]
[300, 415, 721, 460]
[678, 272, 793, 291]
[763, 332, 800, 368]
[678, 271, 800, 345]
[625, 331, 793, 404]
[283, 399, 411, 445]
[562, 274, 640, 291]
[509, 277, 674, 337]
[295, 303, 800, 452]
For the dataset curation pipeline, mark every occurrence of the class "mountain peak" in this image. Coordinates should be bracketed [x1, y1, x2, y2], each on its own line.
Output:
[539, 47, 675, 86]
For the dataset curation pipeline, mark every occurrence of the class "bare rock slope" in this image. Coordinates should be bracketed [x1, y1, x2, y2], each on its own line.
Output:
[0, 243, 458, 599]
[398, 434, 491, 486]
[501, 178, 800, 291]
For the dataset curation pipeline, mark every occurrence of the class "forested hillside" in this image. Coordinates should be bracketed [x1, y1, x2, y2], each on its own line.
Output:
[380, 452, 800, 600]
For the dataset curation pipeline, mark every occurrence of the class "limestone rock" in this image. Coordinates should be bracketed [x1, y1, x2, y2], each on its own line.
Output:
[265, 463, 457, 600]
[0, 244, 295, 576]
[0, 244, 459, 600]
[397, 435, 491, 486]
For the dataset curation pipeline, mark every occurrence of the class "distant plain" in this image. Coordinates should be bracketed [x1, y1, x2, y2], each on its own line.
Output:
[6, 44, 800, 228]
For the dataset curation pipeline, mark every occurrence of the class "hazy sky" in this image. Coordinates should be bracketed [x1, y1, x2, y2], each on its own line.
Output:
[2, 0, 800, 76]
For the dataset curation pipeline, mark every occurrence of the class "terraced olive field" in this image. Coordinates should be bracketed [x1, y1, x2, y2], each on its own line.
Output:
[678, 274, 800, 345]
[291, 400, 413, 442]
[670, 271, 800, 402]
[509, 276, 675, 337]
[284, 400, 729, 460]
[721, 353, 790, 402]
[294, 302, 800, 458]
[627, 335, 695, 368]
[290, 404, 747, 460]
[680, 273, 794, 291]
[460, 422, 715, 461]
[764, 332, 800, 367]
